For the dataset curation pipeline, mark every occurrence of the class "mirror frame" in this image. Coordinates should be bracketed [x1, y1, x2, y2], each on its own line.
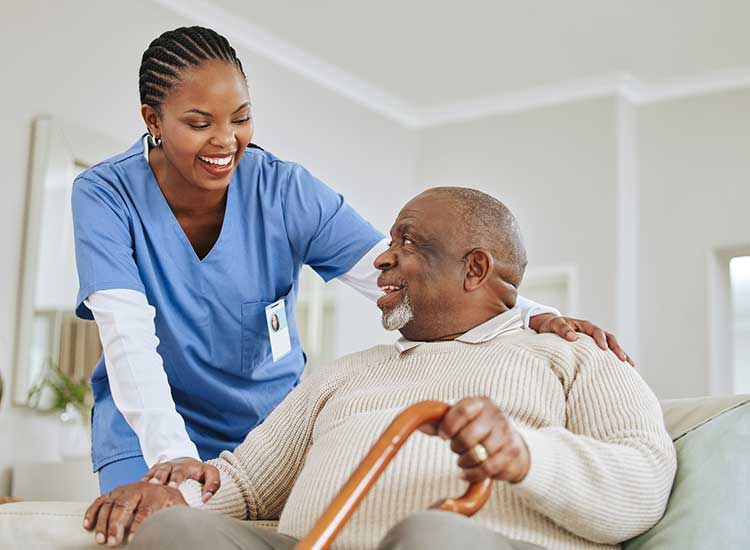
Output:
[12, 116, 124, 405]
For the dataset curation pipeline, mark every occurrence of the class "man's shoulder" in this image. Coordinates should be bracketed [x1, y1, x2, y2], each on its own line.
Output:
[495, 330, 622, 373]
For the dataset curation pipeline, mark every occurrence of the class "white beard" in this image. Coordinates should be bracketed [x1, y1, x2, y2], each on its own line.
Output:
[382, 290, 414, 331]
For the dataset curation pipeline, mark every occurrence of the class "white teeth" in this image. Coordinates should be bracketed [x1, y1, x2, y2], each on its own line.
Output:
[380, 285, 402, 293]
[199, 155, 232, 166]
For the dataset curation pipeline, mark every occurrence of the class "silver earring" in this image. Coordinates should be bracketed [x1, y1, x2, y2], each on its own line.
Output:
[148, 133, 162, 147]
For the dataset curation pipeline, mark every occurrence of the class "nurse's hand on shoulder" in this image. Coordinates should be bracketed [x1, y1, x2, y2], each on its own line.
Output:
[84, 481, 186, 546]
[143, 457, 220, 503]
[529, 313, 635, 366]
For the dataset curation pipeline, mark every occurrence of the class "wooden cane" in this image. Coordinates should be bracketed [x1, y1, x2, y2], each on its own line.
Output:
[295, 400, 493, 550]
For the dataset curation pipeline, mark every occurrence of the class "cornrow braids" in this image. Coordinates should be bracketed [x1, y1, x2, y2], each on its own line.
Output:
[139, 26, 246, 110]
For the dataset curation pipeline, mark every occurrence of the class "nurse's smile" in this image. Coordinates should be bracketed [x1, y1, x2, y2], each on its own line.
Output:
[142, 60, 254, 195]
[197, 152, 236, 178]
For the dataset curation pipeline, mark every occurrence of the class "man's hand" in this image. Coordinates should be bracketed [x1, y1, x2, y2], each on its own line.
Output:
[83, 481, 186, 546]
[420, 397, 530, 484]
[143, 457, 220, 503]
[529, 314, 634, 366]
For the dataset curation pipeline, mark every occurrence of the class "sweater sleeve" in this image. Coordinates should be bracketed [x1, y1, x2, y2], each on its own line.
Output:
[179, 364, 347, 519]
[511, 340, 676, 544]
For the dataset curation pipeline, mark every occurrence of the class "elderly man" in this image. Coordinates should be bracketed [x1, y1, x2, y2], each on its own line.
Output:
[85, 187, 676, 550]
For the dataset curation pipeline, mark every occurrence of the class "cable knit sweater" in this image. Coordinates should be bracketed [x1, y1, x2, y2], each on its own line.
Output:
[180, 328, 676, 550]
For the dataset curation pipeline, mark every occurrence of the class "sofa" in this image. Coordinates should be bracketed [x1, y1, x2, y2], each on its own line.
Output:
[1, 395, 748, 549]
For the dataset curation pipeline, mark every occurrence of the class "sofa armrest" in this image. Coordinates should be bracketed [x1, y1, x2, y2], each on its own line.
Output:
[0, 501, 96, 549]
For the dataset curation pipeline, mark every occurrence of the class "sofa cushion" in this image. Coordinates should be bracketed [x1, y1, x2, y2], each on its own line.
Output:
[0, 500, 280, 549]
[624, 395, 750, 550]
[0, 501, 95, 549]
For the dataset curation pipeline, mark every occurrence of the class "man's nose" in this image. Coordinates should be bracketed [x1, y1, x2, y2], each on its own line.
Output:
[374, 247, 396, 271]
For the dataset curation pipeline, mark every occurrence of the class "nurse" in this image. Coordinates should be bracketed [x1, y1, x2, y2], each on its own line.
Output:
[72, 26, 630, 497]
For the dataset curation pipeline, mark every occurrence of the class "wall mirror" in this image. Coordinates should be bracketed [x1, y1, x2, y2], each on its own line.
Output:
[12, 117, 124, 405]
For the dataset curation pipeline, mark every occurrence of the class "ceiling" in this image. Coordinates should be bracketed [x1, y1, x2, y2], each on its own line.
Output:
[159, 0, 750, 125]
[211, 1, 749, 102]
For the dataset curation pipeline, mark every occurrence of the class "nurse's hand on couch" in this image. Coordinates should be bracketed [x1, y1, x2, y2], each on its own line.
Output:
[143, 457, 221, 503]
[84, 481, 186, 546]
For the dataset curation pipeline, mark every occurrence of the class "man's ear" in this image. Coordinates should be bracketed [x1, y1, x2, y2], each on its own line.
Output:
[463, 248, 493, 292]
[141, 104, 162, 138]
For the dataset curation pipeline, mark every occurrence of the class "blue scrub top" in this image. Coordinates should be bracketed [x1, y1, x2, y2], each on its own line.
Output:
[72, 138, 382, 471]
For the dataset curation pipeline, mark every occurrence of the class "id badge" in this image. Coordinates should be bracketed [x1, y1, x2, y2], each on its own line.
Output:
[265, 299, 291, 361]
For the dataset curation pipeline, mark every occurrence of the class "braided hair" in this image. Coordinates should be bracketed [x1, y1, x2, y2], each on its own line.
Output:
[139, 26, 246, 111]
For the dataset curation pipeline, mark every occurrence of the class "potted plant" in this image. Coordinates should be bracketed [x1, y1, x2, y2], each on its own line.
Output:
[27, 360, 92, 460]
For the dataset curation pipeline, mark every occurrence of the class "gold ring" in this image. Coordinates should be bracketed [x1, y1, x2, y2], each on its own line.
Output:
[473, 443, 489, 462]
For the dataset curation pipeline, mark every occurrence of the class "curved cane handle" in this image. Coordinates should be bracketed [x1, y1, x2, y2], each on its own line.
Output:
[295, 401, 493, 550]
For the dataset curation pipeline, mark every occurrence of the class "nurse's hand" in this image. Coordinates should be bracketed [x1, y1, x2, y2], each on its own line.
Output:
[143, 458, 221, 503]
[529, 314, 635, 366]
[84, 481, 186, 546]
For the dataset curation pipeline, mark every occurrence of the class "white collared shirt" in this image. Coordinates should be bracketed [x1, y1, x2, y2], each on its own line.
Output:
[394, 308, 525, 354]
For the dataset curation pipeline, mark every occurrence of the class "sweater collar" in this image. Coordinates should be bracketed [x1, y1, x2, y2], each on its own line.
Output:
[394, 308, 524, 354]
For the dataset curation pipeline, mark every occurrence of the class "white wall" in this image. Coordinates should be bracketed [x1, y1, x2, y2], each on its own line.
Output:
[639, 89, 750, 398]
[0, 0, 418, 466]
[417, 98, 619, 331]
[418, 90, 750, 400]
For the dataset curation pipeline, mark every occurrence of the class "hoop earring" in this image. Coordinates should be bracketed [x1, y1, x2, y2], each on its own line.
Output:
[148, 133, 162, 147]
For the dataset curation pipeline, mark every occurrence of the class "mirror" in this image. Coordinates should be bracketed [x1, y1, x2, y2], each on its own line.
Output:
[13, 117, 124, 405]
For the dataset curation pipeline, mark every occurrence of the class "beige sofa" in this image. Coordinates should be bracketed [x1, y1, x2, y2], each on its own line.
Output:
[1, 395, 748, 550]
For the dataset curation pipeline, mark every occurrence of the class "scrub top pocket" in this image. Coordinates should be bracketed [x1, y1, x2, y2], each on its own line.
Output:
[241, 300, 274, 373]
[241, 288, 299, 373]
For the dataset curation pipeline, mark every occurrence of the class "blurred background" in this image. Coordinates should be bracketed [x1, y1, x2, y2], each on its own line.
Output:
[1, 1, 749, 495]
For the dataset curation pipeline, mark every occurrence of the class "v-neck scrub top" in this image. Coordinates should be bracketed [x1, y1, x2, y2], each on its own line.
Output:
[72, 138, 382, 471]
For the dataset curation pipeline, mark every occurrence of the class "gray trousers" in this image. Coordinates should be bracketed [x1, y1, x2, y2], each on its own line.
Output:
[130, 506, 546, 550]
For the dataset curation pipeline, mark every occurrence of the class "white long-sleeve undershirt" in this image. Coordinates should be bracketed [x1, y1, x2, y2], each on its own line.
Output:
[84, 289, 200, 467]
[86, 239, 560, 468]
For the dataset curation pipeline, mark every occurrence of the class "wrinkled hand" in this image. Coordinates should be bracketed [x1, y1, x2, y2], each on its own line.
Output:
[83, 481, 186, 546]
[143, 457, 220, 502]
[420, 397, 530, 484]
[529, 314, 634, 366]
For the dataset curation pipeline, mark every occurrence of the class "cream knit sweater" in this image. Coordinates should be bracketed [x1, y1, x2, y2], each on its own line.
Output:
[180, 329, 676, 550]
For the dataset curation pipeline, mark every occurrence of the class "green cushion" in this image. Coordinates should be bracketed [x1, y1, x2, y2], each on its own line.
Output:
[624, 396, 750, 549]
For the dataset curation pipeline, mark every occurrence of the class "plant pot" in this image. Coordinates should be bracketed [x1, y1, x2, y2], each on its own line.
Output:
[59, 403, 90, 461]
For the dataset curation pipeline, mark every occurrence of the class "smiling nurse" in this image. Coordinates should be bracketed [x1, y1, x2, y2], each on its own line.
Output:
[72, 26, 631, 497]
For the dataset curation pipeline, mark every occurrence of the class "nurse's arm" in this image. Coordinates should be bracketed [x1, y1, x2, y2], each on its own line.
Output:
[86, 290, 201, 466]
[338, 239, 632, 363]
[177, 364, 347, 520]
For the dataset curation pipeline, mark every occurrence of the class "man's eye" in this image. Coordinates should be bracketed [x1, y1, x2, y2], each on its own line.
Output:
[403, 237, 414, 245]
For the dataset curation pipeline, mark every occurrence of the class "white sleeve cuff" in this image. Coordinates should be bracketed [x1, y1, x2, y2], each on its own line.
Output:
[178, 479, 206, 508]
[513, 294, 562, 328]
[337, 239, 388, 303]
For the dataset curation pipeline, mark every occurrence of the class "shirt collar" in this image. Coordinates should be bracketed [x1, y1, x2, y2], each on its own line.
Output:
[394, 308, 524, 354]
